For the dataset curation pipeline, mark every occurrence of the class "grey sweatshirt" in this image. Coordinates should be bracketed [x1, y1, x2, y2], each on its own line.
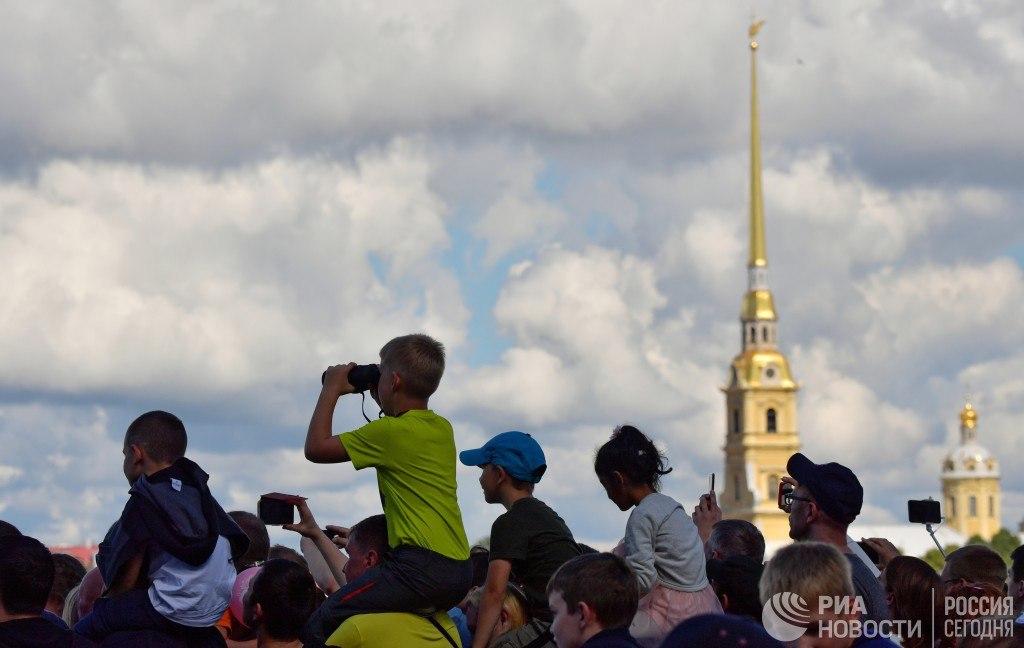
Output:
[624, 492, 709, 594]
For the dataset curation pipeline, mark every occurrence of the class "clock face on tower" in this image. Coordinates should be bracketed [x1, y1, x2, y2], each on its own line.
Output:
[763, 364, 777, 382]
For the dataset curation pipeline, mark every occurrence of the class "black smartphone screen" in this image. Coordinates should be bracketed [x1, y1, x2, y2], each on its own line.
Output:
[907, 499, 941, 524]
[258, 497, 296, 525]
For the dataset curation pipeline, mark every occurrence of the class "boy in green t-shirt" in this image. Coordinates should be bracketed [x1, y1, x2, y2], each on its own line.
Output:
[301, 334, 472, 646]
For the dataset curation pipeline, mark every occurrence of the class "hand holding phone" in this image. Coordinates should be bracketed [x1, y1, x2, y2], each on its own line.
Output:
[692, 477, 722, 544]
[258, 493, 307, 525]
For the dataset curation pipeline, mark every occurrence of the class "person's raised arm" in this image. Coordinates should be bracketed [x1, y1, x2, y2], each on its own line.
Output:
[471, 559, 513, 648]
[304, 363, 355, 463]
[692, 490, 722, 544]
[284, 501, 349, 586]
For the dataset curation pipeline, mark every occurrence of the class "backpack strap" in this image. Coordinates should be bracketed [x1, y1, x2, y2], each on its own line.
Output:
[522, 621, 555, 648]
[426, 614, 460, 648]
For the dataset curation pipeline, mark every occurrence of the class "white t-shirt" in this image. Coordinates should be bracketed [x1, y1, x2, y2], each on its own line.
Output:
[148, 535, 235, 627]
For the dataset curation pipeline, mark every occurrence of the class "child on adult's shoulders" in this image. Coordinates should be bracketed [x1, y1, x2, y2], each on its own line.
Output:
[75, 410, 250, 645]
[301, 334, 472, 645]
[460, 430, 583, 648]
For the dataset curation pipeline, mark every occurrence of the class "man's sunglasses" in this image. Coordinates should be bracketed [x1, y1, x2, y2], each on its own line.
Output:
[777, 483, 813, 513]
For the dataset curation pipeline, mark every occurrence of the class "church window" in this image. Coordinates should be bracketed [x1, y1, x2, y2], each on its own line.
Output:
[732, 409, 740, 434]
[734, 475, 740, 501]
[950, 497, 956, 517]
[766, 408, 777, 433]
[749, 326, 756, 343]
[989, 496, 994, 517]
[762, 326, 768, 342]
[969, 496, 977, 517]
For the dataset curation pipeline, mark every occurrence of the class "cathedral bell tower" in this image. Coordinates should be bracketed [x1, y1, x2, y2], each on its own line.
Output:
[719, 21, 801, 543]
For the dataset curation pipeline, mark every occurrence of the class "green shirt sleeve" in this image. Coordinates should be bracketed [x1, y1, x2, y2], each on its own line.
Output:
[339, 418, 393, 470]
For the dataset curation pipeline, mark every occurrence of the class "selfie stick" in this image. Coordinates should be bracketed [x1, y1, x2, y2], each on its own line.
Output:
[926, 522, 946, 559]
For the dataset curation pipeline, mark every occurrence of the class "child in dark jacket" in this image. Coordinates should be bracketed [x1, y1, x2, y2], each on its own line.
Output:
[75, 411, 248, 647]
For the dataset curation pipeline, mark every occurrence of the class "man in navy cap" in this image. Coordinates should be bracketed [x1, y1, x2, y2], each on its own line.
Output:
[782, 452, 889, 626]
[461, 431, 584, 648]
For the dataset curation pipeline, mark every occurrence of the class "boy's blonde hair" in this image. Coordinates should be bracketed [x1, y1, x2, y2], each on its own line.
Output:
[759, 542, 855, 608]
[379, 334, 445, 399]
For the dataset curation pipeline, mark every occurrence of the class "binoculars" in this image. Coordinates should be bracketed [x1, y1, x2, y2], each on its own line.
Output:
[321, 364, 381, 393]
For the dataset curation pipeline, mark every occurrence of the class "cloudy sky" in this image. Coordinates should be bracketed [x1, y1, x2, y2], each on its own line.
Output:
[1, 1, 1022, 551]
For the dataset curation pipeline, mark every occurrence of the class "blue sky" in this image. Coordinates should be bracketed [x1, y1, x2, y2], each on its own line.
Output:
[0, 1, 1023, 552]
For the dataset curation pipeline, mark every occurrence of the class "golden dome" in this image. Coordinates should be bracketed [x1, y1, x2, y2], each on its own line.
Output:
[728, 348, 796, 390]
[960, 402, 977, 429]
[741, 289, 777, 321]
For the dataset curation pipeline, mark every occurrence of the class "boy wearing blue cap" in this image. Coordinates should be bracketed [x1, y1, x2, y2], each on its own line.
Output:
[461, 431, 584, 648]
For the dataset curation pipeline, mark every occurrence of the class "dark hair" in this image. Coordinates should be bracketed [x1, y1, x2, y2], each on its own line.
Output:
[267, 545, 308, 570]
[229, 511, 270, 571]
[706, 555, 764, 621]
[0, 535, 55, 615]
[49, 553, 87, 610]
[708, 519, 766, 564]
[124, 410, 187, 464]
[594, 425, 672, 490]
[470, 550, 490, 588]
[0, 519, 21, 537]
[249, 559, 323, 641]
[379, 334, 445, 399]
[884, 556, 943, 648]
[1010, 545, 1024, 583]
[507, 472, 535, 492]
[944, 544, 1006, 590]
[349, 514, 389, 555]
[546, 553, 638, 629]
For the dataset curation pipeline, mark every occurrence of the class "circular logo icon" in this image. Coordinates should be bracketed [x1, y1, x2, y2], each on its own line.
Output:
[762, 592, 811, 642]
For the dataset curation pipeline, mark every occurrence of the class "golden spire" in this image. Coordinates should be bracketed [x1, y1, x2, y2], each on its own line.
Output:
[748, 19, 767, 269]
[740, 20, 776, 323]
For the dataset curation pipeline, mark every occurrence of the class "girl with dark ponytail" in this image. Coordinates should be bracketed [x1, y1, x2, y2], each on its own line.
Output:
[594, 425, 722, 647]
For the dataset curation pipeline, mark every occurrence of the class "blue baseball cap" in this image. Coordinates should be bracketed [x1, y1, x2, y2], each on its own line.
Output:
[459, 431, 547, 483]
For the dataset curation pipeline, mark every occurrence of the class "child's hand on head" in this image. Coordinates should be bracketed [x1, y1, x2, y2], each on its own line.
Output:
[326, 525, 351, 549]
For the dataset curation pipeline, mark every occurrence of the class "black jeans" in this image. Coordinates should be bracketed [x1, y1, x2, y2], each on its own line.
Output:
[303, 545, 473, 647]
[74, 589, 225, 648]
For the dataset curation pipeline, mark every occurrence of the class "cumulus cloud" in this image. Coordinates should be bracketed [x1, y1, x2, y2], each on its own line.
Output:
[0, 1, 1020, 183]
[0, 141, 466, 414]
[2, 3, 1024, 547]
[854, 259, 1024, 387]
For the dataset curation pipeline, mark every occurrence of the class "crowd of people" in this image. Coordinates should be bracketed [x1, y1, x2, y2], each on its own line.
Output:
[2, 333, 1024, 648]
